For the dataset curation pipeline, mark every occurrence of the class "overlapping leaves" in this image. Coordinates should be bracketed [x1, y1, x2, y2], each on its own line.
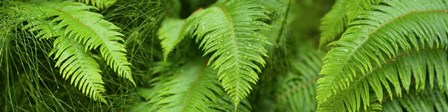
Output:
[16, 1, 134, 102]
[317, 0, 448, 111]
[187, 0, 271, 105]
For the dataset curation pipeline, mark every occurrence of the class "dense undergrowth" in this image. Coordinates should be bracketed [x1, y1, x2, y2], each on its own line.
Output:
[1, 0, 447, 112]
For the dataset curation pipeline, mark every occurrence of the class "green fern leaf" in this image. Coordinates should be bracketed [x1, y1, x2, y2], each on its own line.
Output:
[187, 0, 271, 104]
[319, 0, 347, 47]
[158, 18, 188, 61]
[78, 0, 116, 9]
[148, 59, 224, 112]
[30, 1, 135, 85]
[51, 36, 106, 102]
[15, 1, 134, 102]
[319, 50, 448, 111]
[318, 0, 448, 111]
[382, 89, 448, 112]
[319, 0, 382, 47]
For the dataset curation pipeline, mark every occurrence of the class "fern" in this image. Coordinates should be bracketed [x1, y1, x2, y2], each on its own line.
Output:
[382, 89, 448, 112]
[158, 18, 188, 61]
[150, 60, 223, 112]
[15, 1, 134, 102]
[42, 1, 134, 84]
[276, 51, 324, 112]
[78, 0, 116, 9]
[186, 0, 271, 105]
[317, 0, 448, 111]
[51, 36, 106, 102]
[319, 0, 382, 47]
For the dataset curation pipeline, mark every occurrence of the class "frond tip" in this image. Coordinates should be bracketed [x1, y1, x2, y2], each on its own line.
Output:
[52, 36, 106, 102]
[158, 18, 188, 61]
[187, 0, 271, 105]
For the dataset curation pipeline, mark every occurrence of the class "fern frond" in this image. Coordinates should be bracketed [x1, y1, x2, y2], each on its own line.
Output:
[276, 51, 324, 112]
[319, 0, 347, 47]
[319, 50, 448, 111]
[318, 0, 448, 111]
[147, 59, 224, 112]
[26, 1, 134, 85]
[14, 1, 134, 102]
[23, 19, 61, 39]
[51, 36, 106, 102]
[158, 18, 188, 61]
[319, 0, 382, 46]
[187, 0, 271, 104]
[78, 0, 116, 9]
[382, 89, 448, 112]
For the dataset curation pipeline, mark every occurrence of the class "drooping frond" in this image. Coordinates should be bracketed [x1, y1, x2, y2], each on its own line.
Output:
[186, 0, 271, 104]
[158, 18, 188, 61]
[13, 1, 134, 102]
[51, 36, 106, 102]
[319, 0, 382, 46]
[319, 50, 448, 111]
[78, 0, 116, 9]
[20, 1, 134, 85]
[317, 0, 448, 111]
[382, 89, 448, 112]
[145, 59, 224, 112]
[276, 51, 324, 112]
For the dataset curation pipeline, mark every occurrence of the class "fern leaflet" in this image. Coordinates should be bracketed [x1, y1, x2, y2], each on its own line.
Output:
[158, 18, 188, 61]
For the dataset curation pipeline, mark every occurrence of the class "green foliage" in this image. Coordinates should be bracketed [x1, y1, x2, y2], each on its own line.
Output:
[186, 0, 271, 104]
[276, 51, 324, 112]
[12, 1, 134, 102]
[148, 59, 223, 111]
[132, 59, 252, 112]
[318, 0, 448, 111]
[382, 89, 448, 112]
[78, 0, 116, 9]
[158, 18, 187, 61]
[51, 36, 106, 102]
[2, 0, 448, 111]
[319, 0, 382, 47]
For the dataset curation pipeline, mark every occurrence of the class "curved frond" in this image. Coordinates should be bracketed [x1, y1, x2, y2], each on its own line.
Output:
[276, 51, 324, 112]
[319, 50, 448, 111]
[25, 1, 134, 85]
[14, 1, 134, 102]
[319, 0, 382, 46]
[146, 59, 224, 112]
[51, 36, 106, 102]
[78, 0, 116, 9]
[187, 0, 271, 104]
[382, 89, 448, 112]
[318, 0, 448, 111]
[158, 18, 188, 61]
[319, 0, 347, 47]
